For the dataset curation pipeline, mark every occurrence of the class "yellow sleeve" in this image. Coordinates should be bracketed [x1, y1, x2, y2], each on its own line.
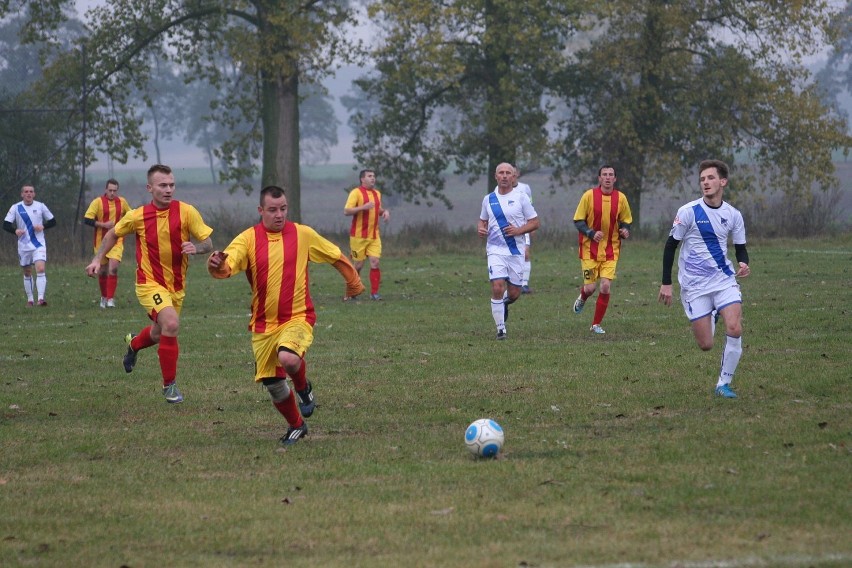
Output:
[114, 207, 139, 238]
[344, 188, 361, 210]
[83, 198, 100, 220]
[186, 204, 214, 241]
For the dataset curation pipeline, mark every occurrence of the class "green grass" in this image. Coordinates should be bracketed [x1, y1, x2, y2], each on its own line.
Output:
[1, 237, 850, 567]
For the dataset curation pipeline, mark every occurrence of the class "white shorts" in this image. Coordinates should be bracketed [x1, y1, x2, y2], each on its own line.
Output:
[681, 284, 742, 322]
[18, 248, 47, 267]
[487, 254, 525, 287]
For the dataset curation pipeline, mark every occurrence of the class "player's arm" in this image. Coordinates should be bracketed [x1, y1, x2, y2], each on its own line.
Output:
[658, 236, 681, 306]
[86, 229, 119, 276]
[574, 219, 595, 239]
[2, 220, 15, 235]
[207, 251, 232, 279]
[477, 218, 489, 238]
[332, 254, 365, 298]
[43, 218, 56, 230]
[734, 243, 750, 278]
[344, 202, 373, 216]
[182, 236, 213, 256]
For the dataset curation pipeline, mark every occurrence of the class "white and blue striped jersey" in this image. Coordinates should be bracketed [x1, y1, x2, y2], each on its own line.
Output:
[480, 188, 537, 256]
[4, 200, 54, 253]
[669, 198, 746, 302]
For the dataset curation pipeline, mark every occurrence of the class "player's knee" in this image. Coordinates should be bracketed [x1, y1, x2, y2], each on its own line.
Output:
[277, 348, 301, 372]
[698, 341, 714, 351]
[262, 378, 290, 403]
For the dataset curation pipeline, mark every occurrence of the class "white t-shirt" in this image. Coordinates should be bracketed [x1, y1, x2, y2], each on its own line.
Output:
[669, 198, 746, 302]
[479, 188, 538, 256]
[4, 200, 55, 253]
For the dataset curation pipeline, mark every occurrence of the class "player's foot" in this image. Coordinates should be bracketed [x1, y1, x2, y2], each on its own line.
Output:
[714, 384, 738, 399]
[342, 295, 360, 302]
[37, 300, 47, 307]
[26, 300, 34, 307]
[279, 422, 308, 446]
[573, 295, 585, 314]
[162, 383, 184, 404]
[496, 327, 507, 340]
[106, 298, 115, 308]
[99, 297, 107, 309]
[503, 299, 510, 321]
[590, 324, 606, 335]
[370, 293, 382, 301]
[123, 332, 138, 373]
[521, 285, 532, 294]
[296, 381, 316, 418]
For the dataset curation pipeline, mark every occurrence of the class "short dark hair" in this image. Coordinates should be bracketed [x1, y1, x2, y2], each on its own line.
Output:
[359, 169, 375, 182]
[147, 164, 172, 178]
[598, 165, 617, 177]
[699, 159, 729, 180]
[105, 178, 119, 188]
[260, 185, 287, 205]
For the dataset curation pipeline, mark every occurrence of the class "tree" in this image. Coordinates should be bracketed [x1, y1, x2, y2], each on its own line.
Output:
[9, 0, 357, 222]
[552, 1, 851, 227]
[815, 2, 852, 126]
[350, 0, 587, 204]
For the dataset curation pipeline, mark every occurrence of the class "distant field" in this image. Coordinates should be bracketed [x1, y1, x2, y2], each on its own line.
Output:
[86, 161, 852, 237]
[1, 239, 849, 567]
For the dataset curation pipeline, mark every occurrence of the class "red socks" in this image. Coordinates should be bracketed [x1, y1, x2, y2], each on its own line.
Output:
[106, 274, 118, 299]
[158, 335, 179, 387]
[273, 392, 304, 427]
[98, 275, 108, 297]
[370, 268, 381, 295]
[131, 326, 157, 352]
[592, 293, 610, 326]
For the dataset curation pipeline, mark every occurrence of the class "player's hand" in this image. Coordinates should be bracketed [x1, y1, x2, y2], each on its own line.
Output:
[503, 225, 519, 237]
[85, 260, 100, 277]
[208, 250, 228, 269]
[619, 228, 630, 239]
[362, 202, 375, 211]
[658, 284, 673, 306]
[736, 262, 750, 278]
[477, 225, 488, 238]
[181, 241, 196, 255]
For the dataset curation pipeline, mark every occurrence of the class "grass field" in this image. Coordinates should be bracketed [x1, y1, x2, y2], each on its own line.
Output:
[1, 237, 850, 567]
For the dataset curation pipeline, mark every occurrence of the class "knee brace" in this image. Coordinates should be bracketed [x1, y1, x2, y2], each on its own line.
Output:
[261, 378, 291, 403]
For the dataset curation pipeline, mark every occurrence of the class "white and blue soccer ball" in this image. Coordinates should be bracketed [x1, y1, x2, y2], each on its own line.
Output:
[465, 418, 504, 458]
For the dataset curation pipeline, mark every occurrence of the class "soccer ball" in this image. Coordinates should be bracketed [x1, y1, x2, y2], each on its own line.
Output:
[464, 418, 504, 458]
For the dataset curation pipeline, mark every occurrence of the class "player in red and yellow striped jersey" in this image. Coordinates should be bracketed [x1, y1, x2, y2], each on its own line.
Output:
[571, 165, 633, 335]
[344, 169, 390, 300]
[208, 185, 364, 446]
[83, 179, 132, 308]
[86, 165, 214, 404]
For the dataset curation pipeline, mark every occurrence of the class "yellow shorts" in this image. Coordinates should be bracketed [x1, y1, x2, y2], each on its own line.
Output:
[251, 320, 314, 381]
[349, 237, 382, 261]
[96, 241, 125, 263]
[580, 259, 619, 285]
[136, 283, 184, 320]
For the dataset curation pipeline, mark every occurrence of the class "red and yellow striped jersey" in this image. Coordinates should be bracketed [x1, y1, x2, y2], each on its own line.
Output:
[84, 195, 131, 249]
[574, 187, 633, 261]
[346, 186, 383, 239]
[114, 200, 213, 293]
[218, 221, 344, 333]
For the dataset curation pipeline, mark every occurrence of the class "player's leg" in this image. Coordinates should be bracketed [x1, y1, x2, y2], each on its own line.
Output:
[574, 260, 598, 314]
[591, 262, 617, 332]
[106, 256, 120, 307]
[366, 238, 383, 299]
[714, 288, 744, 398]
[153, 304, 182, 402]
[276, 321, 316, 417]
[98, 259, 109, 307]
[488, 255, 509, 339]
[21, 260, 34, 305]
[33, 256, 47, 305]
[255, 331, 307, 445]
[345, 238, 367, 300]
[522, 238, 532, 293]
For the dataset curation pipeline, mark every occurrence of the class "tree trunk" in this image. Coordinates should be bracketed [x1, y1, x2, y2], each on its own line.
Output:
[261, 71, 301, 222]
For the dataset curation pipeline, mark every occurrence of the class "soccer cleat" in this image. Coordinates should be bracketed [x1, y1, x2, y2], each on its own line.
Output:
[370, 293, 382, 301]
[590, 324, 606, 335]
[279, 422, 308, 446]
[296, 381, 316, 418]
[123, 332, 138, 373]
[99, 297, 107, 309]
[342, 295, 359, 302]
[162, 383, 184, 404]
[521, 285, 532, 294]
[106, 298, 116, 308]
[573, 295, 585, 314]
[26, 301, 34, 307]
[496, 328, 507, 340]
[37, 300, 47, 307]
[715, 384, 738, 399]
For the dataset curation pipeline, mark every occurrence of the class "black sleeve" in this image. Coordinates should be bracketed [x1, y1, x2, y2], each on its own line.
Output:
[83, 217, 96, 227]
[618, 221, 632, 231]
[734, 243, 749, 266]
[573, 219, 594, 239]
[662, 236, 680, 285]
[43, 218, 57, 230]
[3, 221, 16, 234]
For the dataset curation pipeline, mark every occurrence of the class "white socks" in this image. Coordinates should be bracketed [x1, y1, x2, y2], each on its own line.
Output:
[717, 335, 742, 387]
[491, 299, 505, 328]
[35, 273, 46, 301]
[23, 276, 33, 302]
